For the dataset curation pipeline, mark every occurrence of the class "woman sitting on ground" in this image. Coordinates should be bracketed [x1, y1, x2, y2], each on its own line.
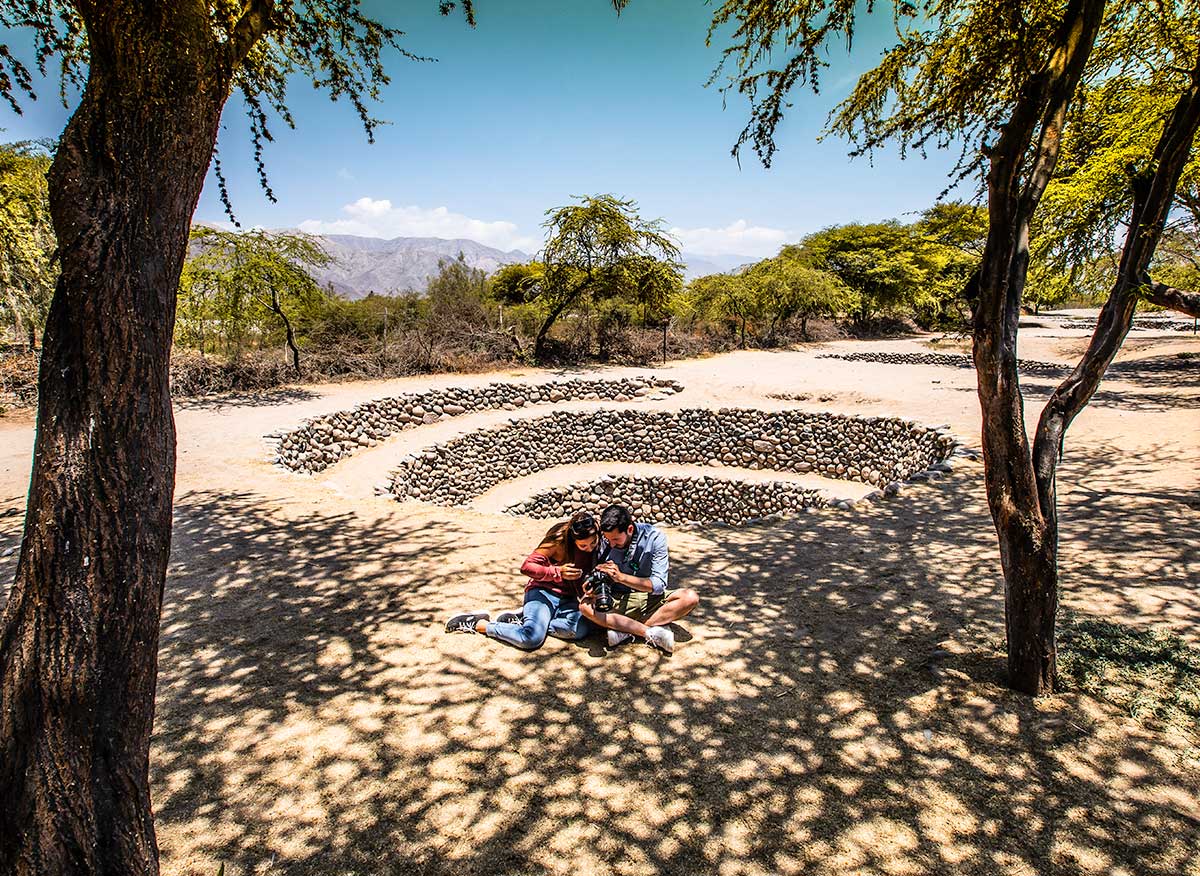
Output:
[443, 511, 599, 650]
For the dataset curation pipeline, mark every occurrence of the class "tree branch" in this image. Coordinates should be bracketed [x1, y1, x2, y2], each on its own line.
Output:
[1032, 46, 1200, 496]
[1145, 279, 1200, 318]
[229, 0, 276, 67]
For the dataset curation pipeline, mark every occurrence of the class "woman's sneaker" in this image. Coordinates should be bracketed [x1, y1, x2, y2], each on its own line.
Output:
[644, 626, 675, 654]
[444, 611, 490, 634]
[494, 610, 523, 625]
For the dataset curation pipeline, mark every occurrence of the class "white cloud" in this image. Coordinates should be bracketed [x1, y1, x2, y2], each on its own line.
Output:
[668, 219, 792, 258]
[299, 197, 538, 252]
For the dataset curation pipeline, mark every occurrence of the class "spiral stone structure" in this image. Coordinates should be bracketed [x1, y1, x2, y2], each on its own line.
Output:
[505, 474, 830, 525]
[388, 407, 960, 511]
[272, 375, 683, 473]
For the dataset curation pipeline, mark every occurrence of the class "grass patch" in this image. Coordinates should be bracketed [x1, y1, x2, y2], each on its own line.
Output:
[1059, 615, 1200, 742]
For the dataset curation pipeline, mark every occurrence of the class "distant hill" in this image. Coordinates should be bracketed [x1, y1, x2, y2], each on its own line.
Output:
[679, 252, 759, 280]
[271, 232, 760, 298]
[295, 234, 531, 299]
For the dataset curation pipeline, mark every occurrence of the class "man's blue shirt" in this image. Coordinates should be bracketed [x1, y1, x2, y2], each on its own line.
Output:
[599, 522, 669, 596]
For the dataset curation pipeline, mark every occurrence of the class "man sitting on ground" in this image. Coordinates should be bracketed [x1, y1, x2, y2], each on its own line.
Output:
[579, 503, 700, 654]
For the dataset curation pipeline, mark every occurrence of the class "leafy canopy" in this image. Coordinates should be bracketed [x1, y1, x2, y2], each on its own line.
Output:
[0, 1, 479, 216]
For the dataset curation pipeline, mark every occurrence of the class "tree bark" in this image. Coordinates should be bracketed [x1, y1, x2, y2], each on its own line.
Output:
[0, 4, 232, 875]
[1145, 280, 1200, 318]
[971, 0, 1104, 696]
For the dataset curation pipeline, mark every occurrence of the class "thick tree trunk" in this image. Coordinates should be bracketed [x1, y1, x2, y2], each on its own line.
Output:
[534, 294, 574, 362]
[0, 6, 228, 875]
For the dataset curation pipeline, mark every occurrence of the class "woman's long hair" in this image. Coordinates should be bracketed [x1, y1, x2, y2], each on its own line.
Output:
[537, 511, 599, 574]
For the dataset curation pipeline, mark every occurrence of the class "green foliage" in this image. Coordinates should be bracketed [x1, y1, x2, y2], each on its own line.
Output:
[529, 194, 683, 359]
[178, 227, 332, 369]
[0, 2, 477, 218]
[0, 140, 55, 349]
[683, 271, 756, 346]
[786, 221, 943, 324]
[744, 256, 850, 340]
[1059, 616, 1200, 739]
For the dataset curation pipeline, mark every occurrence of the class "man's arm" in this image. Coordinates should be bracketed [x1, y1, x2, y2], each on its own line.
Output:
[598, 531, 669, 594]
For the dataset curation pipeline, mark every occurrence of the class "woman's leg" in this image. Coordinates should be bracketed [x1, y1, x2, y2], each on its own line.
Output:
[485, 589, 555, 651]
[547, 600, 595, 641]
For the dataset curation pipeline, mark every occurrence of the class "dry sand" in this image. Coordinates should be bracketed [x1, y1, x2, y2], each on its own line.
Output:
[1, 319, 1198, 876]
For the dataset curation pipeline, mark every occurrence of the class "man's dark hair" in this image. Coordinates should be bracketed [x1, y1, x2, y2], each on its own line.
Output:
[600, 504, 634, 533]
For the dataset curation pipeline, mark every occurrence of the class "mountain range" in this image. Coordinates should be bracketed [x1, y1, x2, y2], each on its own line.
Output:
[282, 232, 756, 299]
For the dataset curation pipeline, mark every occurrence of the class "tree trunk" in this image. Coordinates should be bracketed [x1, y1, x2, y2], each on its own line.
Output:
[534, 294, 574, 363]
[971, 0, 1105, 696]
[268, 291, 302, 376]
[0, 5, 227, 875]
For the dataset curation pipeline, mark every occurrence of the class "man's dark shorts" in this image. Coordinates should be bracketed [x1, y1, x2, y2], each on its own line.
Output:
[612, 588, 682, 621]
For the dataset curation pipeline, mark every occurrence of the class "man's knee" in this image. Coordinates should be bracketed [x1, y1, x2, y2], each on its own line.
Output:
[674, 588, 700, 615]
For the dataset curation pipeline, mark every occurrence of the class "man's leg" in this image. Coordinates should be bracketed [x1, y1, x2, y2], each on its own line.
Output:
[484, 589, 555, 651]
[642, 588, 699, 628]
[578, 601, 650, 638]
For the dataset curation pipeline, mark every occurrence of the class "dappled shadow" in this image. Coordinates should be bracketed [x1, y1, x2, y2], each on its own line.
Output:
[173, 386, 320, 411]
[1106, 354, 1200, 389]
[1016, 381, 1200, 412]
[151, 476, 1199, 876]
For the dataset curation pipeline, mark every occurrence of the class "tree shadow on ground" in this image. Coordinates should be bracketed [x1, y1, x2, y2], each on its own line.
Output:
[150, 458, 1199, 876]
[952, 381, 1200, 412]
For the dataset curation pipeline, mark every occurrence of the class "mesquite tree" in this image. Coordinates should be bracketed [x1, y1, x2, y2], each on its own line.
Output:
[709, 0, 1200, 694]
[0, 2, 480, 874]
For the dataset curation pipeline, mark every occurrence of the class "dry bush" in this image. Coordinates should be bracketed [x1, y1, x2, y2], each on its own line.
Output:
[0, 351, 39, 409]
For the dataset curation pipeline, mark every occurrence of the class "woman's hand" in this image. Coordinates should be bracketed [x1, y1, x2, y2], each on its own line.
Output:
[560, 563, 583, 581]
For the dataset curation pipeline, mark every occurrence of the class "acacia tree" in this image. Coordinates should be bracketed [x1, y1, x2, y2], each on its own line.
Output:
[1034, 72, 1200, 316]
[0, 2, 484, 874]
[746, 255, 850, 340]
[182, 227, 332, 373]
[533, 194, 681, 360]
[709, 0, 1200, 694]
[686, 271, 756, 346]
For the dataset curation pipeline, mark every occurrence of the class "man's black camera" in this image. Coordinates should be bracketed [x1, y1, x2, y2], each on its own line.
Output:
[585, 569, 615, 612]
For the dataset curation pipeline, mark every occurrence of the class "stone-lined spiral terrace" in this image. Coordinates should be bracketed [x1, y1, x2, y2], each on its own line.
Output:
[388, 408, 959, 507]
[818, 351, 1067, 377]
[505, 475, 829, 525]
[273, 376, 682, 473]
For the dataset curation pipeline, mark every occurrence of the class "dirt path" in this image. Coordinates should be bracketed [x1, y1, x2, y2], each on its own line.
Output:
[1, 323, 1198, 876]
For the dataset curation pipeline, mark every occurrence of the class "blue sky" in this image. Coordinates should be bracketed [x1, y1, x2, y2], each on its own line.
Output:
[0, 1, 964, 259]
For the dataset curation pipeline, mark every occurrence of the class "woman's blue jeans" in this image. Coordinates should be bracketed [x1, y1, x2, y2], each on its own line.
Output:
[485, 586, 593, 651]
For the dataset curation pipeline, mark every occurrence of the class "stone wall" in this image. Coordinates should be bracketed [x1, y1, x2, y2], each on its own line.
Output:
[505, 474, 828, 525]
[389, 408, 959, 506]
[818, 351, 1066, 378]
[272, 376, 683, 473]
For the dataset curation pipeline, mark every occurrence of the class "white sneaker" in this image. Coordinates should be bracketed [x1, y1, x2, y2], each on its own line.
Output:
[607, 629, 634, 648]
[644, 626, 675, 654]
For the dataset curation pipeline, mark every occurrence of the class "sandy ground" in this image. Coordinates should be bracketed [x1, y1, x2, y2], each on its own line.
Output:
[1, 318, 1198, 876]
